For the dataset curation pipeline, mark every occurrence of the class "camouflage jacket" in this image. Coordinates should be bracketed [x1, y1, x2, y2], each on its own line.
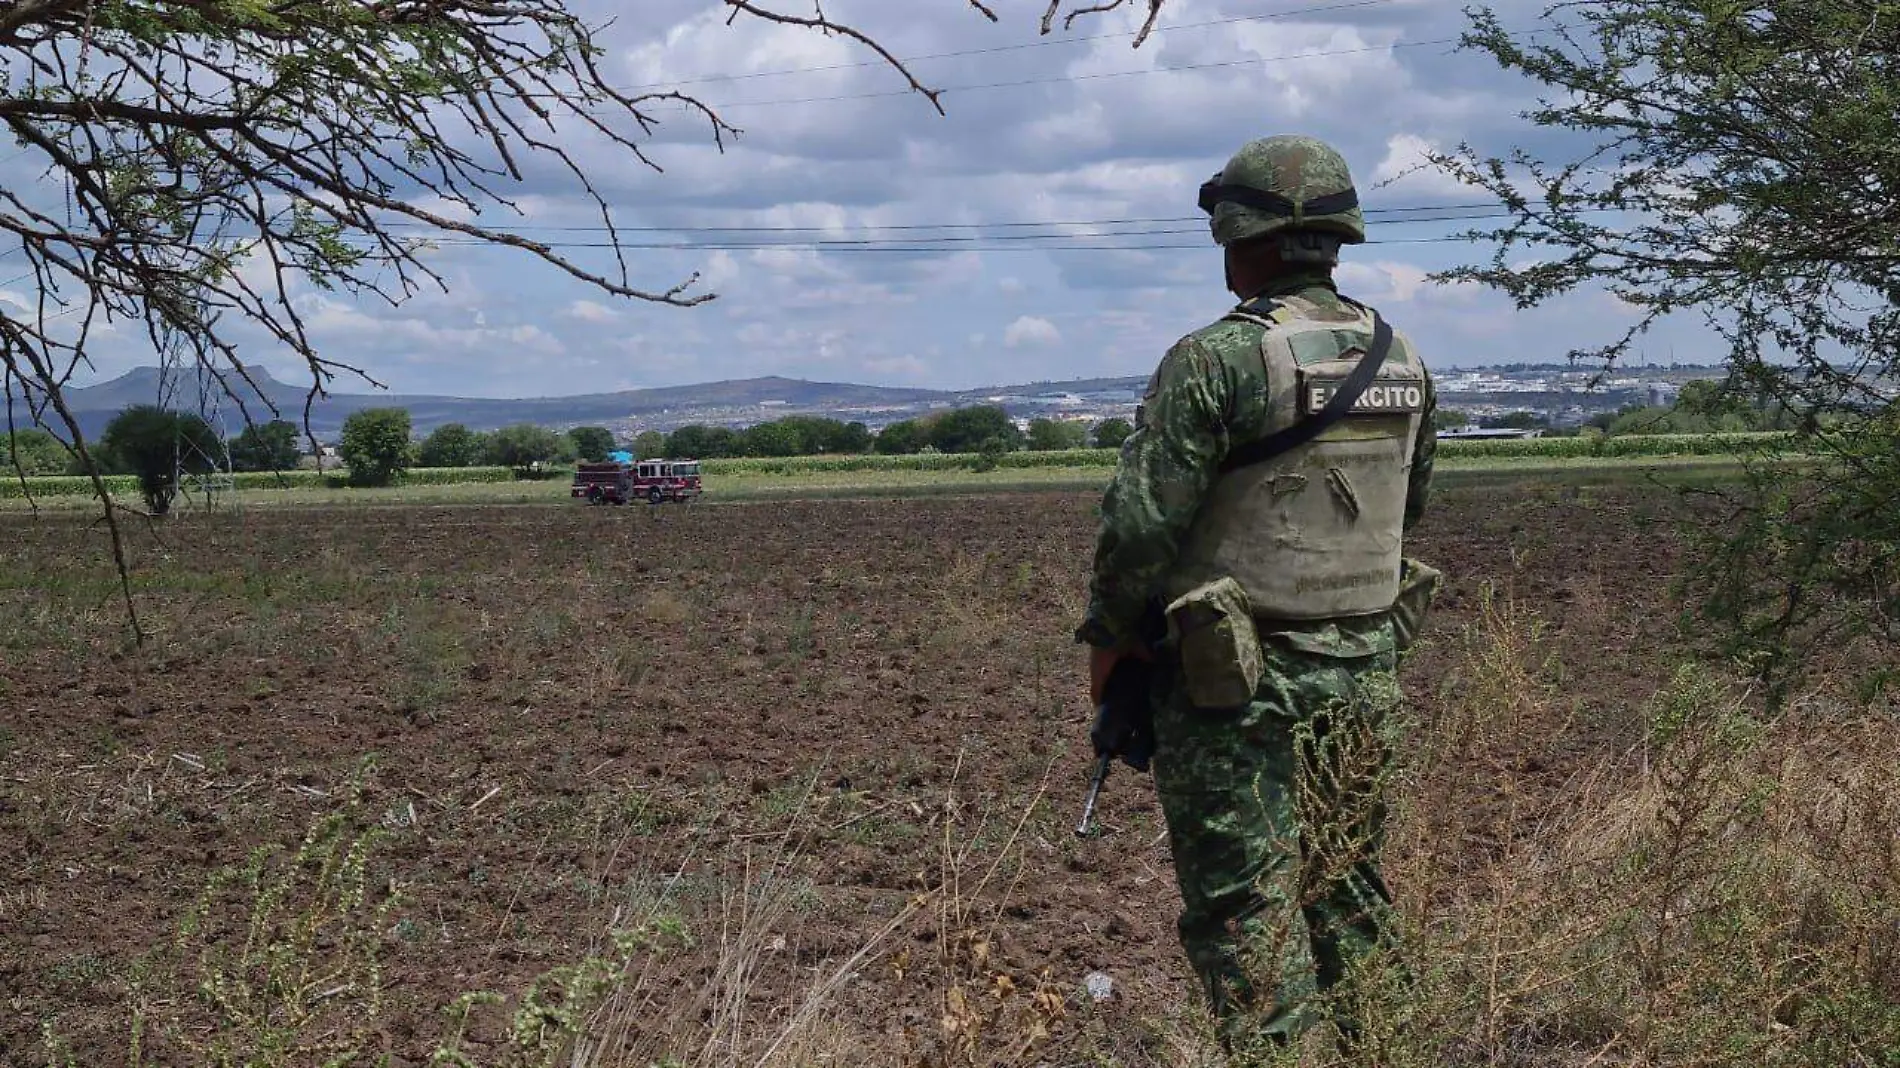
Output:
[1079, 272, 1437, 659]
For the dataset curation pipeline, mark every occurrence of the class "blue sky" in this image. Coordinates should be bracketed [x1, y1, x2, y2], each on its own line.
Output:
[10, 0, 1714, 400]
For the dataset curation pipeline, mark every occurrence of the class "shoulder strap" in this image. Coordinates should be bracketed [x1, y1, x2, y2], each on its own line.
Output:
[1217, 306, 1393, 475]
[1219, 295, 1287, 330]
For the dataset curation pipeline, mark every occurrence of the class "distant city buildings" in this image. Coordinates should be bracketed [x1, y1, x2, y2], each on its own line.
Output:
[601, 365, 1727, 441]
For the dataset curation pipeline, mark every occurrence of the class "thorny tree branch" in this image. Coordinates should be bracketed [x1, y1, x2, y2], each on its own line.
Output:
[1, 0, 1169, 644]
[1044, 0, 1166, 47]
[721, 0, 962, 114]
[3, 366, 39, 517]
[1432, 0, 1900, 690]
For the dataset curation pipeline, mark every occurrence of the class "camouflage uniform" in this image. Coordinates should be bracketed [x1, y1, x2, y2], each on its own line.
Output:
[1077, 136, 1437, 1051]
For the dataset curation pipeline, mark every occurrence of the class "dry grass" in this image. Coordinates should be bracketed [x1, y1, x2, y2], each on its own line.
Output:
[1295, 588, 1900, 1068]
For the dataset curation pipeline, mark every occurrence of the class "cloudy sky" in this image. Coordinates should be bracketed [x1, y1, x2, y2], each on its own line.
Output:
[16, 0, 1712, 400]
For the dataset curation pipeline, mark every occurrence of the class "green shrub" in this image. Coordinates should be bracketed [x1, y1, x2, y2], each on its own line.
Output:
[396, 466, 516, 487]
[0, 466, 518, 500]
[0, 473, 136, 499]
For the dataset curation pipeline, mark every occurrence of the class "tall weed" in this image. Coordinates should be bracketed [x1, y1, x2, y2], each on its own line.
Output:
[1239, 590, 1900, 1066]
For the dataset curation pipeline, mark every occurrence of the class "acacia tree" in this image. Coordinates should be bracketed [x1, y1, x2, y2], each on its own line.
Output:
[487, 423, 571, 475]
[567, 426, 616, 463]
[0, 0, 1168, 636]
[417, 422, 486, 468]
[338, 407, 412, 486]
[1435, 0, 1900, 694]
[98, 404, 219, 515]
[228, 418, 301, 472]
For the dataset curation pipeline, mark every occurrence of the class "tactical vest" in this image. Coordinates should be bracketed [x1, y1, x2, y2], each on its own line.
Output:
[1165, 295, 1426, 621]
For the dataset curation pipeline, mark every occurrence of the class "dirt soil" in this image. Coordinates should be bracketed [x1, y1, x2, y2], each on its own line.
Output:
[0, 481, 1696, 1066]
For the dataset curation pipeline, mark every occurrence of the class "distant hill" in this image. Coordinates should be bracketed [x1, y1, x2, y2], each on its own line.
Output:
[6, 365, 1148, 441]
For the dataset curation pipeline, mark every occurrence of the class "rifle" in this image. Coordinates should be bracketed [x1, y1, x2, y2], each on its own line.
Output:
[1074, 653, 1156, 837]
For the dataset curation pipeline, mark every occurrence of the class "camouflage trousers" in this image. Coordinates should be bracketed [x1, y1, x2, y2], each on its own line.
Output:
[1151, 632, 1406, 1051]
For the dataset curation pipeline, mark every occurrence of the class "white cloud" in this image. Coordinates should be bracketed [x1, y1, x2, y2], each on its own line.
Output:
[1004, 315, 1062, 348]
[1370, 134, 1475, 200]
[565, 299, 619, 323]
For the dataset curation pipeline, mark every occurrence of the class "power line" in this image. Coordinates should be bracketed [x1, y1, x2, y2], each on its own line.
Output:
[4, 203, 1618, 263]
[376, 202, 1524, 235]
[705, 31, 1491, 110]
[382, 206, 1596, 251]
[631, 0, 1403, 91]
[369, 232, 1494, 254]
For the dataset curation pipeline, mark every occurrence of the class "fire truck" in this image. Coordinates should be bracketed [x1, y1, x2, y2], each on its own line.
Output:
[571, 458, 704, 505]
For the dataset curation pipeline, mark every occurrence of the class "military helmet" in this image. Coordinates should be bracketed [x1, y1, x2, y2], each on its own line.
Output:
[1199, 135, 1366, 247]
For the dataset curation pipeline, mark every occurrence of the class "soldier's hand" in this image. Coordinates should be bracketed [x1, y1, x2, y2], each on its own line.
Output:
[1089, 648, 1157, 772]
[1089, 641, 1151, 705]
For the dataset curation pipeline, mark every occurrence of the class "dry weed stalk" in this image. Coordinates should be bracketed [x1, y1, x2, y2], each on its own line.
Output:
[1330, 592, 1900, 1068]
[45, 762, 404, 1068]
[904, 750, 1070, 1068]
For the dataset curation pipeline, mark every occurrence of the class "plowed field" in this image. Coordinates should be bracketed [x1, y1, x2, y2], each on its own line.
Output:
[2, 482, 1698, 1066]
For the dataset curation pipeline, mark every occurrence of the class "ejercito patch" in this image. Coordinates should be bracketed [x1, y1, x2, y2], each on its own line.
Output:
[1300, 375, 1427, 414]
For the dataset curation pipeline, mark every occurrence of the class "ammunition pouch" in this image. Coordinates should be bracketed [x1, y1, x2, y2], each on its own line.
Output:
[1391, 556, 1442, 654]
[1164, 577, 1264, 710]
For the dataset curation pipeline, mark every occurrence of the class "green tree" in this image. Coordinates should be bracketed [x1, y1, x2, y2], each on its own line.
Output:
[875, 420, 927, 455]
[703, 427, 740, 458]
[836, 421, 873, 454]
[416, 423, 486, 468]
[1026, 417, 1088, 451]
[929, 406, 1022, 454]
[98, 405, 220, 515]
[1672, 379, 1799, 432]
[666, 425, 739, 459]
[1439, 0, 1900, 691]
[1606, 406, 1692, 436]
[487, 423, 569, 475]
[338, 408, 413, 487]
[771, 415, 873, 454]
[1091, 418, 1134, 449]
[228, 419, 302, 472]
[1432, 410, 1469, 432]
[773, 416, 825, 453]
[740, 421, 803, 457]
[3, 428, 70, 476]
[567, 425, 616, 462]
[1481, 411, 1548, 431]
[633, 430, 667, 458]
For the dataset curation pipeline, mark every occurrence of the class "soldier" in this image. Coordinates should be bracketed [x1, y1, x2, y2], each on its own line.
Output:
[1075, 135, 1439, 1055]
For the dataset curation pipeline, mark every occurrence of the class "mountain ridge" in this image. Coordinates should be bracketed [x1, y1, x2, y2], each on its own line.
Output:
[8, 365, 1149, 440]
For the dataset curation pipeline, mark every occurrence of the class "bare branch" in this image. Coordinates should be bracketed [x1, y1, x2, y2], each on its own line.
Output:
[1052, 0, 1166, 46]
[0, 97, 248, 131]
[720, 0, 949, 115]
[3, 365, 41, 517]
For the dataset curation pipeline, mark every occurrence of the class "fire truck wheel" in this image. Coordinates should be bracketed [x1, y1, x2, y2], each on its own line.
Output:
[647, 487, 664, 504]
